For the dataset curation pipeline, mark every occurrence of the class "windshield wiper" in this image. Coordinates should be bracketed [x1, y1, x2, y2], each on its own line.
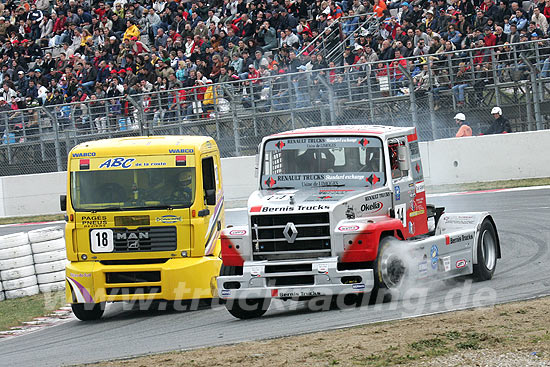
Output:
[124, 205, 181, 210]
[90, 206, 124, 212]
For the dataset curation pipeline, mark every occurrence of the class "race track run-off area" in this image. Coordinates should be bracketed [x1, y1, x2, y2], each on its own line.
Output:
[0, 187, 549, 367]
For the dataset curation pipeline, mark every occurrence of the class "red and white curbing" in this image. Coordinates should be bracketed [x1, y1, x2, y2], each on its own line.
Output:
[0, 305, 73, 339]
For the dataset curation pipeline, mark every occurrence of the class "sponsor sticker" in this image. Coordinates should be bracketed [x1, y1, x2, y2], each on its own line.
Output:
[409, 210, 425, 217]
[250, 267, 262, 277]
[168, 148, 194, 154]
[221, 290, 231, 297]
[395, 186, 401, 201]
[430, 244, 439, 270]
[337, 225, 360, 231]
[229, 229, 247, 236]
[99, 157, 135, 169]
[317, 263, 329, 273]
[443, 256, 451, 272]
[456, 259, 467, 269]
[156, 215, 182, 224]
[408, 221, 414, 234]
[81, 215, 107, 228]
[418, 261, 428, 273]
[446, 233, 474, 245]
[352, 283, 366, 290]
[415, 181, 425, 193]
[72, 152, 96, 158]
[277, 290, 323, 298]
[360, 201, 384, 213]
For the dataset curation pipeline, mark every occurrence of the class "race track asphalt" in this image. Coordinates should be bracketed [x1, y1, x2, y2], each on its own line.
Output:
[1, 188, 549, 367]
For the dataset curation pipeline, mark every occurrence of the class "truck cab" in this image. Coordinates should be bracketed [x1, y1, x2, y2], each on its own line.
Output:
[62, 136, 224, 320]
[217, 125, 500, 319]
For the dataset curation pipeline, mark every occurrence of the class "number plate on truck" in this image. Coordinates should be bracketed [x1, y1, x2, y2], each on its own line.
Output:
[90, 229, 114, 253]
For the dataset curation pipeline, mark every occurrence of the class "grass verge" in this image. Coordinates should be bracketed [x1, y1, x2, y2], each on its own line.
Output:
[0, 291, 66, 331]
[427, 177, 550, 194]
[0, 214, 64, 225]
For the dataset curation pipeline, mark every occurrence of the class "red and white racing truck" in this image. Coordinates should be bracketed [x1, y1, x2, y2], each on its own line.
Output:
[218, 125, 500, 319]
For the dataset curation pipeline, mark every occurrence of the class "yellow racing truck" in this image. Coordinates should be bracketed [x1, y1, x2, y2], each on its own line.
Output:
[60, 136, 224, 320]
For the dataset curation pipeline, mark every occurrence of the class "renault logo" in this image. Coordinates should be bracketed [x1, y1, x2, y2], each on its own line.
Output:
[283, 222, 298, 243]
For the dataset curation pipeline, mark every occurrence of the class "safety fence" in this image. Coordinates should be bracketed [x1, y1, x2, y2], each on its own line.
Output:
[0, 227, 66, 301]
[1, 39, 550, 176]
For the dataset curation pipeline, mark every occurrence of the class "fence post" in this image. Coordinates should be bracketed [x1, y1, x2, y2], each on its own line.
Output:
[229, 89, 240, 156]
[520, 54, 542, 130]
[286, 74, 296, 130]
[127, 95, 145, 135]
[2, 113, 12, 164]
[366, 67, 375, 123]
[426, 61, 436, 140]
[490, 50, 502, 108]
[397, 64, 418, 131]
[317, 76, 336, 125]
[38, 109, 46, 161]
[41, 106, 63, 172]
[248, 83, 259, 136]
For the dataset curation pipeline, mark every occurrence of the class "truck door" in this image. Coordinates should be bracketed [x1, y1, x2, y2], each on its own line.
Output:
[198, 155, 223, 256]
[388, 137, 417, 239]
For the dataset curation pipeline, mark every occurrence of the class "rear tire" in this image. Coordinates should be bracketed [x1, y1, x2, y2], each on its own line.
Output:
[473, 219, 498, 281]
[369, 236, 406, 304]
[71, 303, 105, 321]
[220, 265, 270, 319]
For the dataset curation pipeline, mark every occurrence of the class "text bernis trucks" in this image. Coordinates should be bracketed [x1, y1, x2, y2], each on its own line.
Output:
[217, 125, 500, 319]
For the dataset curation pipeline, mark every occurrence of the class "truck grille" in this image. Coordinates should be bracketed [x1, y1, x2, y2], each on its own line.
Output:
[251, 213, 331, 260]
[112, 226, 177, 252]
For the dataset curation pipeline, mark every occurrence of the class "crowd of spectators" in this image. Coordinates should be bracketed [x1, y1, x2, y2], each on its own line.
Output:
[0, 0, 549, 137]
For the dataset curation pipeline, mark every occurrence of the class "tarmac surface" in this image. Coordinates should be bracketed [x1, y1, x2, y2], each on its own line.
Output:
[0, 188, 549, 367]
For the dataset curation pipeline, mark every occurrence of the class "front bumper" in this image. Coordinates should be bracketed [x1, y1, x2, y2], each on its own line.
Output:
[217, 257, 374, 299]
[66, 257, 221, 304]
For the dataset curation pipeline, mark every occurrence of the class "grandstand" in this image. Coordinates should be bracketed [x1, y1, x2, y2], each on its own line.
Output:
[1, 0, 550, 175]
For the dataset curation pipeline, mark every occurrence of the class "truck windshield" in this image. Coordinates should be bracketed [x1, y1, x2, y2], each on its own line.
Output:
[261, 136, 385, 189]
[71, 167, 196, 211]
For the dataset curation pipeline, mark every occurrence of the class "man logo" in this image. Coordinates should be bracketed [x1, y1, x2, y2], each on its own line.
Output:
[283, 222, 298, 243]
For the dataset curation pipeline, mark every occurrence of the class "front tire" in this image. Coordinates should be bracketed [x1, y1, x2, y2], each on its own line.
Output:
[71, 303, 105, 321]
[220, 265, 270, 319]
[369, 236, 406, 304]
[473, 219, 498, 281]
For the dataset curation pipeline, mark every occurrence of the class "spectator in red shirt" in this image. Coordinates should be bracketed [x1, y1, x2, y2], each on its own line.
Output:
[483, 27, 497, 46]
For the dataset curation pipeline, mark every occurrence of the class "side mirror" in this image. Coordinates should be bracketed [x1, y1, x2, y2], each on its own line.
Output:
[397, 145, 410, 171]
[60, 195, 67, 211]
[205, 189, 216, 206]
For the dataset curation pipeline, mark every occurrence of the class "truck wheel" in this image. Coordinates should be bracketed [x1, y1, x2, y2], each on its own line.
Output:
[369, 237, 406, 304]
[473, 219, 498, 281]
[71, 303, 105, 321]
[225, 298, 271, 319]
[220, 265, 270, 319]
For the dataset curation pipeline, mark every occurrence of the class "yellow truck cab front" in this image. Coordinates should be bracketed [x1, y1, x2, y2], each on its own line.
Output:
[61, 136, 224, 320]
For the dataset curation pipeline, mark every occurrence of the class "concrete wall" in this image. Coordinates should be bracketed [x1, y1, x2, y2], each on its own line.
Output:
[422, 130, 550, 185]
[1, 130, 549, 216]
[0, 172, 67, 217]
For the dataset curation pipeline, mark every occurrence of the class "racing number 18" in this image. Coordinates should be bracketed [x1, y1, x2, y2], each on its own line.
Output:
[90, 229, 114, 253]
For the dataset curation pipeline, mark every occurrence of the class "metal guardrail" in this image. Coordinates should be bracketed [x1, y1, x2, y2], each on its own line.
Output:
[1, 39, 550, 176]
